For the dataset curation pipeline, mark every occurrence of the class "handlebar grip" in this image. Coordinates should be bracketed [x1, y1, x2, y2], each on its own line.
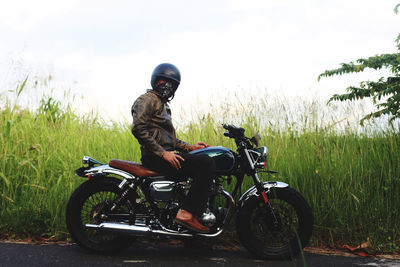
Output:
[222, 123, 238, 131]
[222, 123, 246, 140]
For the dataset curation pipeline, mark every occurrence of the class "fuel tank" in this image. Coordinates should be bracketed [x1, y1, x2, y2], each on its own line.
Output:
[189, 146, 235, 174]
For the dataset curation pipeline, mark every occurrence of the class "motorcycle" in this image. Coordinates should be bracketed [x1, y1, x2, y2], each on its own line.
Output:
[66, 124, 313, 259]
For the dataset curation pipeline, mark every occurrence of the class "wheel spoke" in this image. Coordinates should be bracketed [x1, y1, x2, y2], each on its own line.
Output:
[236, 187, 313, 259]
[249, 198, 300, 248]
[79, 189, 126, 242]
[66, 180, 143, 252]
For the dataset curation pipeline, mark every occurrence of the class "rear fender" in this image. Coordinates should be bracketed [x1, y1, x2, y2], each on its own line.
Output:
[237, 181, 289, 209]
[75, 164, 136, 180]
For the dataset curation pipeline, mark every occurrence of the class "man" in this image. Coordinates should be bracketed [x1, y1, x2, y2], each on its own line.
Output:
[131, 63, 215, 233]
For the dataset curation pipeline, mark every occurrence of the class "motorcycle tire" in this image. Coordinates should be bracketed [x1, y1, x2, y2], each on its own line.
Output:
[236, 187, 313, 260]
[66, 176, 136, 252]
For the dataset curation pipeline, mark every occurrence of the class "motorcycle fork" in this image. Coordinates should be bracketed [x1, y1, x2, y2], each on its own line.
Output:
[243, 146, 273, 206]
[251, 172, 282, 231]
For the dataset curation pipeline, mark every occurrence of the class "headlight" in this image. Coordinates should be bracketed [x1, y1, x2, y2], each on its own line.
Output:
[256, 146, 268, 161]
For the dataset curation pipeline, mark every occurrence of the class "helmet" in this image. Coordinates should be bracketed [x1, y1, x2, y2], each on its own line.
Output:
[151, 63, 181, 88]
[150, 63, 181, 101]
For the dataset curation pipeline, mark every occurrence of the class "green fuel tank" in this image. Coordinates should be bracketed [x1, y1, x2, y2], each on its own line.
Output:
[189, 146, 235, 174]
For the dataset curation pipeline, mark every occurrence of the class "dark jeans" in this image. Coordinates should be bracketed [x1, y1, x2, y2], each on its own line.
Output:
[142, 152, 216, 215]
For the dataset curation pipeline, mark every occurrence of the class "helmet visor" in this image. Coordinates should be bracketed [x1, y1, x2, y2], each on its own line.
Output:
[155, 79, 179, 100]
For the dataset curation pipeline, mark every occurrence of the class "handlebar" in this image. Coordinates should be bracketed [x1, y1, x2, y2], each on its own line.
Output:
[222, 123, 246, 139]
[222, 123, 244, 132]
[222, 123, 260, 148]
[222, 123, 235, 130]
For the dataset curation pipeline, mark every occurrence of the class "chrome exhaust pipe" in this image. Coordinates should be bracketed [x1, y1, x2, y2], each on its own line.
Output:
[85, 222, 193, 237]
[85, 222, 224, 237]
[85, 223, 151, 236]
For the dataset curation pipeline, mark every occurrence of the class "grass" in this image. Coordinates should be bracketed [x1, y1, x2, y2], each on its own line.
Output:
[0, 81, 399, 253]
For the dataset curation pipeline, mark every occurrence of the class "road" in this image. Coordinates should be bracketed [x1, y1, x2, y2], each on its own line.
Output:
[0, 241, 399, 267]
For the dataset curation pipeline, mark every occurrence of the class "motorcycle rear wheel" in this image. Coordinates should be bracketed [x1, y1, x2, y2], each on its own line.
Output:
[236, 187, 313, 260]
[66, 177, 136, 252]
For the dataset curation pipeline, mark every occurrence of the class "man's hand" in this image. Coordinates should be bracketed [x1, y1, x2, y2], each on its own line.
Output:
[162, 151, 185, 170]
[189, 142, 210, 151]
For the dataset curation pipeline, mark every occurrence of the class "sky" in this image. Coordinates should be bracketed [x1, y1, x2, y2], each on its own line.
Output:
[0, 0, 399, 123]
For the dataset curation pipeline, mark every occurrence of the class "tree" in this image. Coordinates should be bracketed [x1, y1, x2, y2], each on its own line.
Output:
[318, 4, 400, 124]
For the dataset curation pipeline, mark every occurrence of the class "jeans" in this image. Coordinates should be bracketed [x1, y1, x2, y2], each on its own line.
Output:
[142, 152, 216, 215]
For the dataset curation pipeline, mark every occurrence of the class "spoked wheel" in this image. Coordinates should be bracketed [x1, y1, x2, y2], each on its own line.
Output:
[66, 177, 136, 252]
[236, 187, 313, 259]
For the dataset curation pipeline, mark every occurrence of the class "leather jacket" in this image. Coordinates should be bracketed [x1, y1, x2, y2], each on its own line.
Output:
[131, 89, 191, 158]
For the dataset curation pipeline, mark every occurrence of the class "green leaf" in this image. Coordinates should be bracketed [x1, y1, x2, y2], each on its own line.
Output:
[0, 172, 10, 188]
[17, 75, 29, 98]
[319, 25, 400, 124]
[6, 120, 12, 137]
[394, 3, 400, 14]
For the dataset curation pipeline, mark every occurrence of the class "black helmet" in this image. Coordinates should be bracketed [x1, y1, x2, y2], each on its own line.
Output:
[151, 63, 181, 88]
[150, 63, 181, 101]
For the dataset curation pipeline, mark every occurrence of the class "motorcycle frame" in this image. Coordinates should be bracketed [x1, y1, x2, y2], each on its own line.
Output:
[77, 141, 288, 236]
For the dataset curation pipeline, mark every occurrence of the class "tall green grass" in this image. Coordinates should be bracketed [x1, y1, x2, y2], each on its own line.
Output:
[0, 82, 399, 253]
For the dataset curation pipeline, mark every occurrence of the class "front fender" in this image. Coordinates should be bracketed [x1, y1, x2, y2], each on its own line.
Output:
[237, 181, 289, 208]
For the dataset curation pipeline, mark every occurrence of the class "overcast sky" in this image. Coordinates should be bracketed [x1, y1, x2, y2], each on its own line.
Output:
[0, 0, 399, 123]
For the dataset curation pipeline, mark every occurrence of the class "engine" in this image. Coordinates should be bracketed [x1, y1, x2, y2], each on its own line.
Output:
[149, 180, 190, 202]
[146, 178, 230, 231]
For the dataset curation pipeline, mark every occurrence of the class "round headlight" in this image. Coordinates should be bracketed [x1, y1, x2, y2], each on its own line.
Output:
[256, 146, 268, 161]
[261, 146, 268, 160]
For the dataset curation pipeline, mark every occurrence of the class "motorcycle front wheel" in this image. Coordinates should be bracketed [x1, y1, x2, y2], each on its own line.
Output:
[66, 177, 136, 252]
[236, 187, 313, 260]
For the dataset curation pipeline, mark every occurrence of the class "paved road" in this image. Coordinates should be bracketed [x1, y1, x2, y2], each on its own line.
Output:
[0, 241, 399, 267]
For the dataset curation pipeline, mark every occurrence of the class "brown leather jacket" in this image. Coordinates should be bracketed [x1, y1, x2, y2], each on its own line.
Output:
[131, 89, 191, 157]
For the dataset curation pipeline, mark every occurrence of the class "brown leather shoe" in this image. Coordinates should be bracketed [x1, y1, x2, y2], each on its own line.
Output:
[174, 209, 210, 233]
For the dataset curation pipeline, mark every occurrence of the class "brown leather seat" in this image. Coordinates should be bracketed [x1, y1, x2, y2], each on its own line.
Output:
[109, 159, 163, 177]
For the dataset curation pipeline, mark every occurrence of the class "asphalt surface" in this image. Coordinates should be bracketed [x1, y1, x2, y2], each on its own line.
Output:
[1, 241, 400, 267]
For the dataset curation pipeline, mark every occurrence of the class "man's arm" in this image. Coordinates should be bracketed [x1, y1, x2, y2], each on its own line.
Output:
[175, 138, 191, 153]
[131, 94, 165, 157]
[176, 139, 210, 152]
